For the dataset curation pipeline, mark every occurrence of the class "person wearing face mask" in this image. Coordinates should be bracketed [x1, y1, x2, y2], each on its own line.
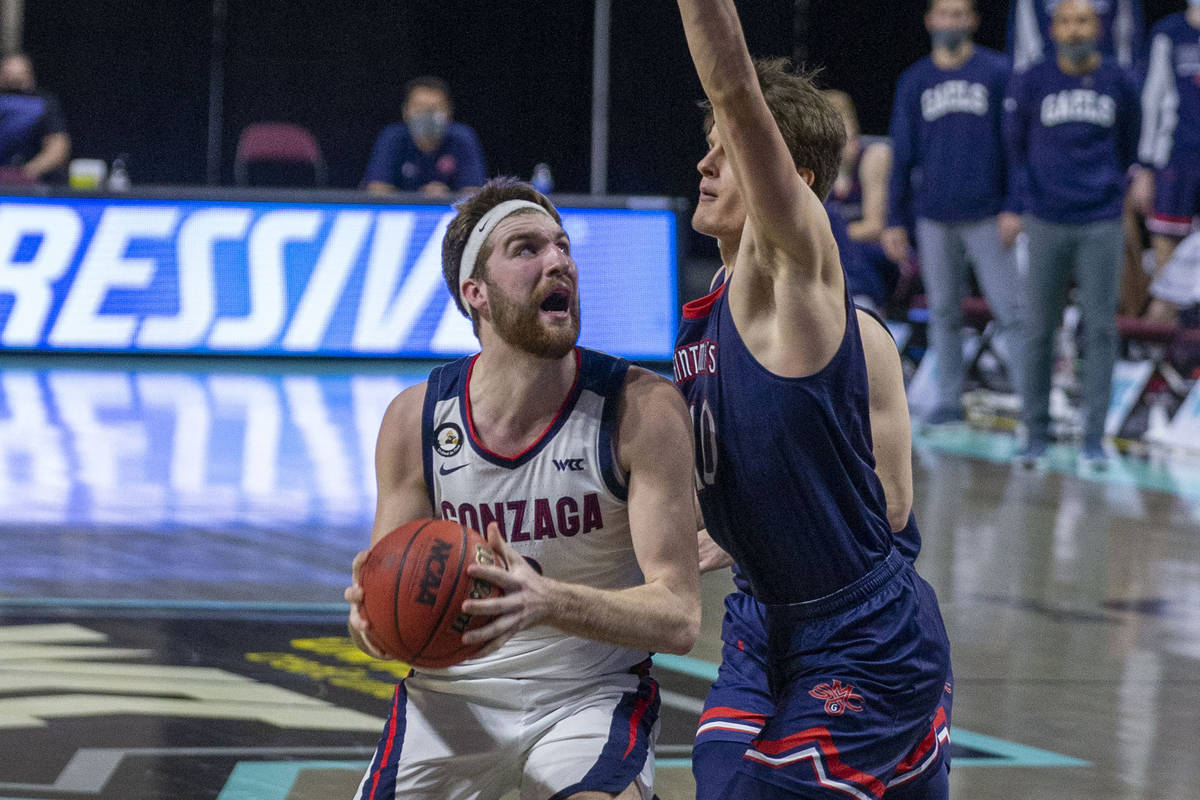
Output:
[1132, 0, 1200, 327]
[882, 0, 1025, 426]
[1004, 0, 1140, 468]
[1008, 0, 1144, 74]
[363, 75, 486, 198]
[0, 52, 70, 185]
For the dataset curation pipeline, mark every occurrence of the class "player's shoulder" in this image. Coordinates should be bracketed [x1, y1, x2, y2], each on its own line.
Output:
[615, 366, 690, 445]
[375, 380, 430, 459]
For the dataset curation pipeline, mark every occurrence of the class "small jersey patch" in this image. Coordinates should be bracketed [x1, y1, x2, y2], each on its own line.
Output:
[434, 422, 463, 457]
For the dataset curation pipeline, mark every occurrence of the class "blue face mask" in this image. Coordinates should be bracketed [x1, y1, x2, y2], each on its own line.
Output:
[1057, 39, 1098, 65]
[930, 28, 968, 51]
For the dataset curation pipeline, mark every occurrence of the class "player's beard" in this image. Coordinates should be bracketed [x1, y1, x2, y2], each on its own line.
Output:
[486, 281, 580, 360]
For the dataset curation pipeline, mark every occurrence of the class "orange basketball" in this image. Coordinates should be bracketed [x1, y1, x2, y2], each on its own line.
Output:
[360, 519, 505, 668]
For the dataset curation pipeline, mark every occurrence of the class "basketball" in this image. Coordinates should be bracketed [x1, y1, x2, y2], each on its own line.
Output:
[359, 518, 506, 668]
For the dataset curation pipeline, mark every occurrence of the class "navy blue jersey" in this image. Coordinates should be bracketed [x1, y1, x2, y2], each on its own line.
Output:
[1005, 58, 1140, 224]
[362, 121, 486, 191]
[674, 284, 892, 604]
[1007, 0, 1144, 73]
[1139, 12, 1200, 168]
[888, 46, 1018, 228]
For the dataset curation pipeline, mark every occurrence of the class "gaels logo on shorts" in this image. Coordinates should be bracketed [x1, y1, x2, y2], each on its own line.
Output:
[809, 680, 864, 716]
[435, 422, 464, 457]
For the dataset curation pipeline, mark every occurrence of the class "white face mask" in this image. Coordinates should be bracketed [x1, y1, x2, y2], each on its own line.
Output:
[408, 110, 449, 141]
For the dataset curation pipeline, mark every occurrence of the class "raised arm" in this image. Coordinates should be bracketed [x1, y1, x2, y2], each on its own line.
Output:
[345, 383, 434, 657]
[462, 368, 701, 655]
[677, 0, 839, 285]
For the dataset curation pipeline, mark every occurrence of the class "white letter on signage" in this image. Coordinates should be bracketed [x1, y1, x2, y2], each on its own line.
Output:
[282, 210, 372, 351]
[138, 208, 252, 348]
[0, 205, 82, 346]
[209, 210, 320, 350]
[352, 211, 448, 352]
[49, 207, 180, 348]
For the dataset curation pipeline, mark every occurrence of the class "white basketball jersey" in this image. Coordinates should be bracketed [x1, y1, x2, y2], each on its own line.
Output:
[419, 348, 647, 679]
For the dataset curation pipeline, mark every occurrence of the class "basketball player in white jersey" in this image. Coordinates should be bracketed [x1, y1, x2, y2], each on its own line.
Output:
[344, 176, 700, 800]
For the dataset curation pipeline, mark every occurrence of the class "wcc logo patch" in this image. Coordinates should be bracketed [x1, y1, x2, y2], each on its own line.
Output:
[434, 422, 464, 457]
[809, 680, 864, 716]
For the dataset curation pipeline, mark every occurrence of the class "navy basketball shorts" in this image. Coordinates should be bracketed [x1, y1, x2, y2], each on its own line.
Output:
[1150, 159, 1200, 238]
[694, 549, 953, 799]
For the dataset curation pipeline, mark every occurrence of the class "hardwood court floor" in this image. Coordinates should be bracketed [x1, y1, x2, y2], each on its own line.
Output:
[1, 356, 1198, 799]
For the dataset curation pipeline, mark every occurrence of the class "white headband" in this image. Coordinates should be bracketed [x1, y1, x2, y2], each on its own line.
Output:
[456, 200, 554, 314]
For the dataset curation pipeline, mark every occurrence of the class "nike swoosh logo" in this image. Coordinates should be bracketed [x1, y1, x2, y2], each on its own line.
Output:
[439, 463, 469, 476]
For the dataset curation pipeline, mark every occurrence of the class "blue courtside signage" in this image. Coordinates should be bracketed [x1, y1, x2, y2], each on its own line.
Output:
[0, 195, 678, 359]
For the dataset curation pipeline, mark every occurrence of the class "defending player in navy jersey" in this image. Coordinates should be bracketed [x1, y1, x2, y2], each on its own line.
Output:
[344, 177, 700, 800]
[674, 1, 953, 797]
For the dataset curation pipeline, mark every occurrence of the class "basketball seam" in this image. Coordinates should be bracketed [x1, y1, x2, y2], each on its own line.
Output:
[413, 520, 470, 662]
[390, 519, 435, 657]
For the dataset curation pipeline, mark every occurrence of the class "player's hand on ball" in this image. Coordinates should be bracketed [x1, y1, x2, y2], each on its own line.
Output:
[461, 522, 550, 656]
[345, 549, 392, 660]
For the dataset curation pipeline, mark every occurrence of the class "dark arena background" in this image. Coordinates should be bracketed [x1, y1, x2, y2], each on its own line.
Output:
[3, 1, 1200, 798]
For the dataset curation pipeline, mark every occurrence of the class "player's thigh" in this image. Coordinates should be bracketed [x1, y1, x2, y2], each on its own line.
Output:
[367, 677, 519, 800]
[521, 673, 659, 800]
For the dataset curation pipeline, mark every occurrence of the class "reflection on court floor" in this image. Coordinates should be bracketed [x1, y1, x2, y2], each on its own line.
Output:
[0, 356, 425, 531]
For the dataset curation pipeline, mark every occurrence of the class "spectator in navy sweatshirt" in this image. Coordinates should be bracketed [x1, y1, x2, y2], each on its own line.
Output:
[882, 0, 1025, 425]
[1005, 0, 1140, 468]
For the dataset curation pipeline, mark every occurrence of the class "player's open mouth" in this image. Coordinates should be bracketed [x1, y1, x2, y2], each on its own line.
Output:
[539, 290, 571, 313]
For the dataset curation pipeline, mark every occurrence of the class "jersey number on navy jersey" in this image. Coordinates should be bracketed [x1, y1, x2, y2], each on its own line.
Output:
[690, 400, 718, 489]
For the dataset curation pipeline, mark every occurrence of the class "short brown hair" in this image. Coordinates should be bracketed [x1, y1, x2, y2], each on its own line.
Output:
[441, 176, 562, 330]
[703, 58, 846, 202]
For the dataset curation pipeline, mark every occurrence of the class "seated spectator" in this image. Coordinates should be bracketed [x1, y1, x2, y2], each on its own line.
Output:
[0, 52, 70, 184]
[1146, 228, 1200, 322]
[824, 89, 899, 311]
[363, 75, 486, 198]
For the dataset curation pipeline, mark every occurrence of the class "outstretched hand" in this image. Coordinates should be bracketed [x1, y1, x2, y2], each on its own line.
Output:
[460, 522, 553, 657]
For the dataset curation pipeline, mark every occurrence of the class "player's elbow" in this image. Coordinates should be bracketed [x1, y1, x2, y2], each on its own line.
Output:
[887, 502, 912, 534]
[660, 605, 701, 655]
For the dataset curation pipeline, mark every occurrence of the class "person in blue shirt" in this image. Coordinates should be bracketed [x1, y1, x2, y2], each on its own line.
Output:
[363, 75, 487, 199]
[1132, 1, 1200, 326]
[0, 53, 70, 184]
[882, 0, 1025, 426]
[1005, 0, 1140, 468]
[1008, 0, 1144, 73]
